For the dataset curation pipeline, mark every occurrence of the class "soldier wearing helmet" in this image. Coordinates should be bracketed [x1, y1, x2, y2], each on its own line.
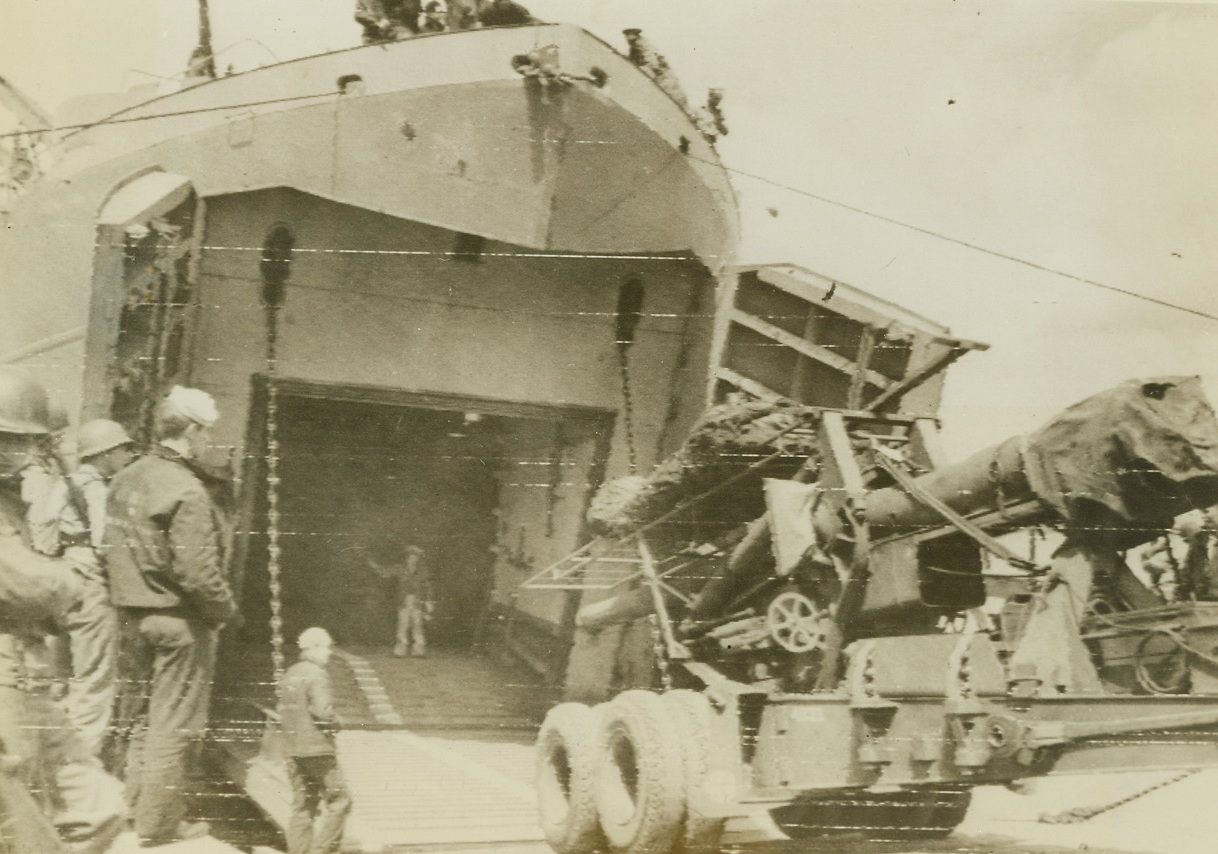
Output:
[50, 419, 135, 759]
[0, 367, 126, 854]
[622, 27, 689, 109]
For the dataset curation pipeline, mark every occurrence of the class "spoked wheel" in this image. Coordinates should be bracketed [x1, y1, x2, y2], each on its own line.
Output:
[762, 585, 838, 691]
[767, 589, 831, 654]
[1134, 628, 1191, 694]
[771, 786, 972, 841]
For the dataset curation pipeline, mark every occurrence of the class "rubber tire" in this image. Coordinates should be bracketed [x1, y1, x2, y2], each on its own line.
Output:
[662, 690, 727, 854]
[537, 702, 606, 854]
[596, 690, 686, 854]
[771, 787, 972, 841]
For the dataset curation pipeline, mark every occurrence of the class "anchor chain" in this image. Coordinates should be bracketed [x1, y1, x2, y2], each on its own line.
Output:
[649, 613, 672, 691]
[264, 299, 286, 686]
[1039, 769, 1198, 824]
[617, 346, 639, 475]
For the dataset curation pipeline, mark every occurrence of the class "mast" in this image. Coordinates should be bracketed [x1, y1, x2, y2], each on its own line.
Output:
[186, 0, 217, 80]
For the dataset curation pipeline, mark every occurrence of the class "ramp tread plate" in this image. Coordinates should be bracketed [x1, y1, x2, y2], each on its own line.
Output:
[338, 730, 543, 849]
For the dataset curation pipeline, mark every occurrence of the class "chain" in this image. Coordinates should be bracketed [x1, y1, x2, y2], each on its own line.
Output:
[649, 613, 672, 691]
[1040, 769, 1198, 824]
[617, 345, 639, 475]
[264, 301, 286, 686]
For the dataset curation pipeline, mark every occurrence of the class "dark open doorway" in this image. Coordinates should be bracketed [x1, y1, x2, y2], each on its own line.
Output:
[273, 395, 502, 649]
[224, 378, 614, 715]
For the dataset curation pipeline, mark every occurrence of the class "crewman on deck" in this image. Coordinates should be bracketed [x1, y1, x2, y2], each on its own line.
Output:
[280, 627, 351, 854]
[419, 0, 448, 32]
[355, 0, 421, 43]
[107, 386, 237, 846]
[623, 28, 689, 109]
[695, 88, 728, 143]
[477, 0, 536, 27]
[0, 368, 126, 854]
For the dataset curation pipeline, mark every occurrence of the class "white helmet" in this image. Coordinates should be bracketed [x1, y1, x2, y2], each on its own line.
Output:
[76, 419, 134, 461]
[297, 627, 334, 650]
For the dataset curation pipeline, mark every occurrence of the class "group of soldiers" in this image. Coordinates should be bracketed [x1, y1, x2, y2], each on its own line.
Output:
[354, 0, 534, 43]
[350, 4, 729, 145]
[0, 369, 238, 850]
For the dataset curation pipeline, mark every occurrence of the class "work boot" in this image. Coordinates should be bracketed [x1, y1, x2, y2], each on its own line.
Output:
[393, 642, 407, 658]
[411, 645, 426, 658]
[139, 820, 210, 847]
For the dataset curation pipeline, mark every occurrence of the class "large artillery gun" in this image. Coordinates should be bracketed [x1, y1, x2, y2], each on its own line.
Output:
[529, 375, 1218, 854]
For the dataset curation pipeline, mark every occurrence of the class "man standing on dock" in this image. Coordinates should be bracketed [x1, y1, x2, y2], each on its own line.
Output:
[279, 627, 351, 854]
[58, 419, 134, 759]
[0, 368, 126, 854]
[106, 386, 237, 847]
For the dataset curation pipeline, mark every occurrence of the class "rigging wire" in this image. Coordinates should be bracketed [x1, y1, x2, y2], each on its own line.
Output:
[0, 90, 336, 140]
[686, 152, 1218, 324]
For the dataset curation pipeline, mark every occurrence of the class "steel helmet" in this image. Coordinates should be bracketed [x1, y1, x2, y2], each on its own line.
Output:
[76, 419, 134, 461]
[0, 368, 51, 435]
[48, 401, 71, 434]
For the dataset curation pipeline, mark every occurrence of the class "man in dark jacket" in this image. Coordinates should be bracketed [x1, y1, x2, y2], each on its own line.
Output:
[0, 368, 126, 854]
[279, 627, 351, 854]
[106, 385, 237, 846]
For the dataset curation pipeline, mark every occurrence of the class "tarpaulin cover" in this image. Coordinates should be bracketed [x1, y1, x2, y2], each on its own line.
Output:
[764, 479, 821, 576]
[586, 398, 819, 536]
[1022, 376, 1218, 526]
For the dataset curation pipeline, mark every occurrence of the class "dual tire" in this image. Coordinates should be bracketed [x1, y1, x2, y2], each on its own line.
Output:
[536, 690, 724, 854]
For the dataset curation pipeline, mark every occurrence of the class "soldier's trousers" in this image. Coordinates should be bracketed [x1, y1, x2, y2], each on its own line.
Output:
[0, 684, 126, 854]
[62, 574, 116, 757]
[286, 754, 351, 854]
[395, 594, 426, 656]
[115, 609, 217, 842]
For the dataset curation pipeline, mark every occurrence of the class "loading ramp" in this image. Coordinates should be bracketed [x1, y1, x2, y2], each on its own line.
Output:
[216, 645, 554, 852]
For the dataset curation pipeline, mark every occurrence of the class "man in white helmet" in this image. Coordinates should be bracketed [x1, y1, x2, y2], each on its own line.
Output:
[106, 386, 237, 846]
[279, 627, 351, 854]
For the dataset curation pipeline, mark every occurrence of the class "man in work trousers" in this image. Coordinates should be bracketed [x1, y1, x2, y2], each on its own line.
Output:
[0, 368, 126, 854]
[279, 627, 351, 854]
[57, 419, 135, 759]
[107, 386, 238, 846]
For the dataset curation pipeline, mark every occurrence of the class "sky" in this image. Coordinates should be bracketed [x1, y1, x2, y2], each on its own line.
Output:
[3, 0, 1217, 458]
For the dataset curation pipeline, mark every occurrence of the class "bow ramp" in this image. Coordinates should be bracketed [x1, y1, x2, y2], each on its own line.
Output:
[220, 646, 552, 852]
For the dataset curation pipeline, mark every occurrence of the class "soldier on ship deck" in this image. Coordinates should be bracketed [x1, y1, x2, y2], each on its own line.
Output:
[623, 28, 690, 109]
[477, 0, 536, 27]
[355, 0, 421, 43]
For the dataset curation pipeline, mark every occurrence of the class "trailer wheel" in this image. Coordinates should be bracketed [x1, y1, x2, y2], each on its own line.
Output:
[537, 703, 605, 854]
[596, 690, 685, 854]
[662, 690, 727, 854]
[771, 786, 972, 841]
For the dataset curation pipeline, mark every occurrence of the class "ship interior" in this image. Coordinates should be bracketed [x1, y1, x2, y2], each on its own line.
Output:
[216, 386, 610, 739]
